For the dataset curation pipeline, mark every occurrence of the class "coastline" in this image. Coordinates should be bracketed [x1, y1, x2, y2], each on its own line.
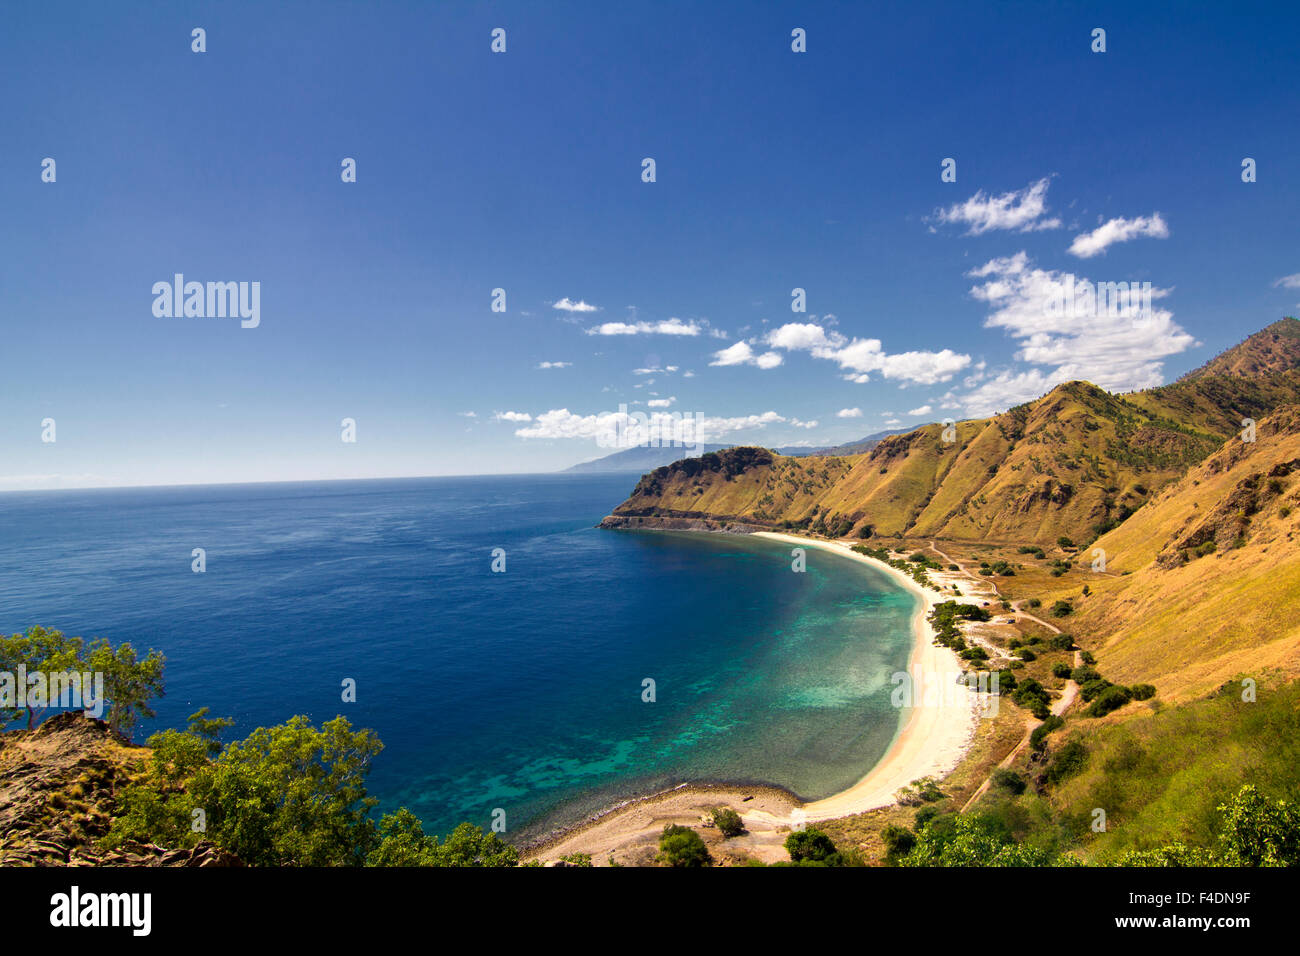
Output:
[524, 528, 982, 863]
[752, 533, 979, 820]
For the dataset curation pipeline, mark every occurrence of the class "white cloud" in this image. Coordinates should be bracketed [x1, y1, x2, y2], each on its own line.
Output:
[710, 341, 784, 369]
[931, 177, 1061, 235]
[1273, 274, 1300, 289]
[493, 411, 533, 423]
[1068, 213, 1169, 258]
[586, 317, 703, 336]
[766, 322, 838, 350]
[647, 397, 676, 408]
[553, 297, 599, 313]
[764, 323, 971, 385]
[907, 404, 933, 416]
[536, 361, 572, 369]
[513, 408, 805, 443]
[958, 251, 1196, 415]
[634, 365, 680, 375]
[959, 368, 1060, 418]
[458, 411, 477, 418]
[836, 407, 863, 418]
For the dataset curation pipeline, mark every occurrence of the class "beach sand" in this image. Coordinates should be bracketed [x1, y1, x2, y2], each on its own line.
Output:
[753, 533, 980, 821]
[524, 532, 984, 864]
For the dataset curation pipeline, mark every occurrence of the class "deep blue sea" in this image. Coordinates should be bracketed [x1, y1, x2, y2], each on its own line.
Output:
[0, 475, 915, 840]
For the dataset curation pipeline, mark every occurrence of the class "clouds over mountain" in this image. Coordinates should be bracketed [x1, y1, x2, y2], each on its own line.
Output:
[761, 322, 971, 385]
[958, 251, 1196, 415]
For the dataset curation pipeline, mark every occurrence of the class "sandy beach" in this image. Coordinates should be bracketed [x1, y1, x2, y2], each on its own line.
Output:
[524, 531, 984, 864]
[752, 533, 980, 821]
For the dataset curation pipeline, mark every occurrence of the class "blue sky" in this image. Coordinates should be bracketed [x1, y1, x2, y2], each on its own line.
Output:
[2, 0, 1298, 489]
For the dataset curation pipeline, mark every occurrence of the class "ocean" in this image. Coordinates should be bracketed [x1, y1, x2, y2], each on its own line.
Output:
[0, 475, 916, 841]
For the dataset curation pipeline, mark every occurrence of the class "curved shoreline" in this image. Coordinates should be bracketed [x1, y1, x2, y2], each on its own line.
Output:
[753, 533, 979, 820]
[523, 530, 982, 861]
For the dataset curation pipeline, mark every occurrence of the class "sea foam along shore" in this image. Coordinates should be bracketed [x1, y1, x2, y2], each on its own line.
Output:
[752, 532, 981, 821]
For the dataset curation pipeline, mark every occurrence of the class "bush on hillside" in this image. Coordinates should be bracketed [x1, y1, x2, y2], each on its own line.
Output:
[657, 824, 711, 867]
[1088, 685, 1133, 718]
[711, 807, 745, 837]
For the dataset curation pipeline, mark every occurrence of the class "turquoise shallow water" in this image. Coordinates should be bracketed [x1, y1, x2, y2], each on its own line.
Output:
[0, 474, 915, 840]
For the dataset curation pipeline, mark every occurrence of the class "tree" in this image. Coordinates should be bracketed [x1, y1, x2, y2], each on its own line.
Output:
[107, 714, 386, 866]
[785, 828, 838, 863]
[1087, 684, 1133, 717]
[84, 638, 165, 739]
[1046, 740, 1089, 784]
[1216, 785, 1300, 866]
[657, 824, 711, 867]
[366, 808, 440, 866]
[992, 769, 1027, 795]
[712, 807, 745, 837]
[0, 627, 84, 729]
[900, 814, 1053, 866]
[431, 822, 519, 867]
[881, 825, 916, 862]
[0, 627, 164, 737]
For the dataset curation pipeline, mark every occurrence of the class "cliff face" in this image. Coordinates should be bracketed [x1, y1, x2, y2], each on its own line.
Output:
[601, 320, 1300, 548]
[0, 712, 238, 866]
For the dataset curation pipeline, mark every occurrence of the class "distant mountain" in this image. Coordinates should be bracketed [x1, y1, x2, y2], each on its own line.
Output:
[561, 428, 910, 474]
[817, 427, 914, 456]
[562, 444, 736, 474]
[600, 318, 1300, 547]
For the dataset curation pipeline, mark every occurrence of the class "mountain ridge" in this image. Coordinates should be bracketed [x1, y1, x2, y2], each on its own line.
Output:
[601, 319, 1300, 548]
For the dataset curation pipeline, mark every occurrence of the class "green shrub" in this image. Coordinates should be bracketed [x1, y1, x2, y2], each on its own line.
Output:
[881, 824, 917, 862]
[784, 828, 838, 864]
[1030, 715, 1064, 750]
[1052, 662, 1072, 679]
[1046, 740, 1089, 784]
[1088, 684, 1133, 717]
[712, 807, 744, 838]
[992, 769, 1027, 795]
[1080, 678, 1113, 703]
[657, 824, 712, 867]
[1130, 683, 1157, 701]
[1050, 600, 1074, 618]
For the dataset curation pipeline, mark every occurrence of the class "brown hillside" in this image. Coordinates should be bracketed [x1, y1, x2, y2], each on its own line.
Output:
[1062, 404, 1300, 701]
[603, 320, 1300, 548]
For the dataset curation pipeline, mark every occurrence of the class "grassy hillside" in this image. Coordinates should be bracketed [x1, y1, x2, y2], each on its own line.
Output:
[1067, 404, 1300, 700]
[604, 319, 1300, 549]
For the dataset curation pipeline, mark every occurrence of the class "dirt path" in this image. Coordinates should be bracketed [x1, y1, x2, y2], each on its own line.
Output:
[926, 541, 1082, 814]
